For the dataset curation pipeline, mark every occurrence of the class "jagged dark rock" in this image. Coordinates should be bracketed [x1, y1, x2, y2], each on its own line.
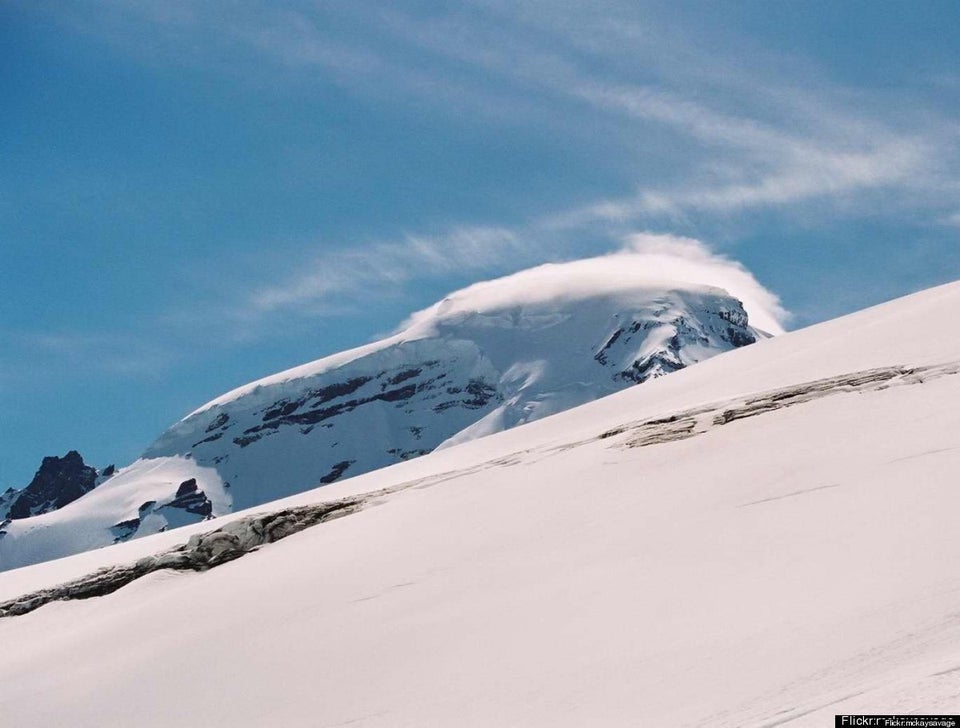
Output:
[192, 432, 223, 447]
[0, 489, 17, 522]
[110, 518, 140, 543]
[618, 352, 685, 383]
[5, 451, 100, 520]
[166, 485, 213, 518]
[387, 448, 430, 461]
[176, 479, 199, 498]
[206, 413, 230, 432]
[319, 460, 354, 485]
[238, 367, 490, 440]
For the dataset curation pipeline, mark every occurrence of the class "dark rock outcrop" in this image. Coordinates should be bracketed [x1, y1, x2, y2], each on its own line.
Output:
[319, 460, 355, 485]
[0, 496, 366, 618]
[107, 481, 216, 543]
[4, 451, 100, 521]
[166, 479, 213, 518]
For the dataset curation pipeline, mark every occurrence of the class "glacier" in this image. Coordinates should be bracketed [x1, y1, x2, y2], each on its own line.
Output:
[1, 280, 959, 726]
[0, 258, 764, 570]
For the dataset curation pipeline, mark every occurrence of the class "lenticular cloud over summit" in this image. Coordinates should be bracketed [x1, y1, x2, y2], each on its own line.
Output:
[620, 233, 787, 335]
[400, 233, 787, 337]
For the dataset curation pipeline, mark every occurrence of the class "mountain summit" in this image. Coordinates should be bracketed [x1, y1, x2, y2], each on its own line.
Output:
[0, 259, 766, 570]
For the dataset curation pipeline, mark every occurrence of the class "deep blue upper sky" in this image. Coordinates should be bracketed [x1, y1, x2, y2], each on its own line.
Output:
[2, 0, 959, 488]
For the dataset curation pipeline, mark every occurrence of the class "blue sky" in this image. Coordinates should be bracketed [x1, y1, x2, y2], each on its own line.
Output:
[2, 0, 959, 488]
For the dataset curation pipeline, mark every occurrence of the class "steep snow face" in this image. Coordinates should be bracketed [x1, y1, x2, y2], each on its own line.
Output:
[1, 281, 960, 727]
[156, 282, 757, 513]
[0, 271, 761, 571]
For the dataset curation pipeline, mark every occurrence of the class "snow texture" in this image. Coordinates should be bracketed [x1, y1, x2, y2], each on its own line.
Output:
[1, 280, 960, 726]
[0, 496, 363, 617]
[0, 264, 760, 571]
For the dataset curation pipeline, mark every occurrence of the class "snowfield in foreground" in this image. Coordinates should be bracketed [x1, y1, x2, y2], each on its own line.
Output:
[2, 281, 960, 726]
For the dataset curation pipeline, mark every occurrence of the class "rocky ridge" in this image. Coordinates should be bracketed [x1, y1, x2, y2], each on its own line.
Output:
[1, 451, 111, 523]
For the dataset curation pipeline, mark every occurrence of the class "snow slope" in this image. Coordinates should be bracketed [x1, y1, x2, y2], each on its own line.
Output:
[1, 281, 960, 726]
[0, 258, 763, 571]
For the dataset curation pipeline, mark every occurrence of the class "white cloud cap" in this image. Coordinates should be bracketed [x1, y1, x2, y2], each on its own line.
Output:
[400, 232, 787, 337]
[620, 233, 787, 334]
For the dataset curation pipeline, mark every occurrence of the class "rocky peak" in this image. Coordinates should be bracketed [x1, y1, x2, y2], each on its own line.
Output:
[4, 451, 101, 521]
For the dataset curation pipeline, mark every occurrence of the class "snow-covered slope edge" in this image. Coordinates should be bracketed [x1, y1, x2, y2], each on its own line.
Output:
[1, 281, 960, 726]
[4, 358, 956, 620]
[0, 258, 766, 571]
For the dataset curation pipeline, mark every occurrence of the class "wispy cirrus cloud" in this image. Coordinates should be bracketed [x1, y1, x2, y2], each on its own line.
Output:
[2, 330, 180, 385]
[346, 3, 955, 222]
[43, 0, 960, 333]
[53, 1, 959, 228]
[249, 226, 541, 314]
[942, 211, 960, 228]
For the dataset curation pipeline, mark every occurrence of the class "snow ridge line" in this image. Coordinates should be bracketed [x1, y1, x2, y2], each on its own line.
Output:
[596, 361, 960, 449]
[0, 497, 365, 618]
[4, 361, 956, 619]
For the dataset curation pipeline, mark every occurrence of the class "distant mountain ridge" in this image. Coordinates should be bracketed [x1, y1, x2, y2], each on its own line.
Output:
[0, 259, 767, 570]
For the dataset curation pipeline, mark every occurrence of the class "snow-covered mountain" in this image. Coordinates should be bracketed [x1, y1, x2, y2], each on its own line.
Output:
[2, 280, 960, 727]
[0, 258, 765, 571]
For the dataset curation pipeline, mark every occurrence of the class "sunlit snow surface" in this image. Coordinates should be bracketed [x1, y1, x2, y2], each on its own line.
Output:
[2, 282, 960, 726]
